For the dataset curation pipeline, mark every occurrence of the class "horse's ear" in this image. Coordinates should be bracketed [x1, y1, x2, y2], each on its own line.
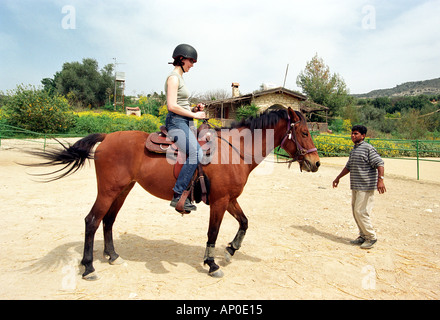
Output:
[287, 107, 300, 122]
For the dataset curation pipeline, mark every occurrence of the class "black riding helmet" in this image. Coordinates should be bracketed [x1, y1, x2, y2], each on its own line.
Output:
[172, 44, 198, 62]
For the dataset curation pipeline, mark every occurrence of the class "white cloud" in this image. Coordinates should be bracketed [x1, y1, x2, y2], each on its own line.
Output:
[58, 0, 367, 95]
[1, 0, 439, 96]
[341, 0, 440, 93]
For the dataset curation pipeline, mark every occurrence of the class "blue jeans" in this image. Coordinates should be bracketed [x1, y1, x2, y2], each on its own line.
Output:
[166, 113, 203, 195]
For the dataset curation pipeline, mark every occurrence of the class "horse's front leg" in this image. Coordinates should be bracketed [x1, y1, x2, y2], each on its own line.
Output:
[204, 200, 228, 278]
[225, 199, 248, 262]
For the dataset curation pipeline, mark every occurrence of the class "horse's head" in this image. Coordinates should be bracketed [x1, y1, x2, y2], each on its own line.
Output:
[280, 108, 320, 172]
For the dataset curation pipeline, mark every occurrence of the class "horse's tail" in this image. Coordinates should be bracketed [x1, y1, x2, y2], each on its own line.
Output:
[22, 133, 106, 182]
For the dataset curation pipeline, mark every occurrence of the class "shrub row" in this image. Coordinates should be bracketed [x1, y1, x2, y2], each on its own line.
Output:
[313, 134, 440, 158]
[69, 111, 161, 134]
[0, 85, 163, 135]
[275, 134, 440, 159]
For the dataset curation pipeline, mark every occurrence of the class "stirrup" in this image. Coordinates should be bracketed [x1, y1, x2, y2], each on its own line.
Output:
[170, 197, 197, 211]
[171, 192, 196, 214]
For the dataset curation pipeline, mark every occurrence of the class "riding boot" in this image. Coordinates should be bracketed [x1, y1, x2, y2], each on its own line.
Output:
[170, 193, 197, 211]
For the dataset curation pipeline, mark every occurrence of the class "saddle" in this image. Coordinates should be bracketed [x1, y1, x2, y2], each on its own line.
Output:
[145, 125, 213, 175]
[145, 126, 178, 154]
[145, 123, 213, 214]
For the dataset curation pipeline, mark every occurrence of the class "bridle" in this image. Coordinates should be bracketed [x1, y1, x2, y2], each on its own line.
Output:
[201, 116, 317, 167]
[278, 114, 317, 166]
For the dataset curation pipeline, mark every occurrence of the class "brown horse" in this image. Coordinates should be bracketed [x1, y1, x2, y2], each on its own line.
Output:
[27, 107, 320, 280]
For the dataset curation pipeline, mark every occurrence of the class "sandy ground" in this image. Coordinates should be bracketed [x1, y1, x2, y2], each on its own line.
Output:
[0, 138, 439, 300]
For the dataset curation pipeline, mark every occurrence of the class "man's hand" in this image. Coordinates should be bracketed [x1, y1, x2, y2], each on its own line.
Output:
[377, 179, 386, 194]
[377, 166, 386, 194]
[333, 167, 350, 189]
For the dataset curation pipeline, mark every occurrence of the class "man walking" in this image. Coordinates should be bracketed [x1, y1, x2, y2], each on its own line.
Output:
[332, 125, 386, 249]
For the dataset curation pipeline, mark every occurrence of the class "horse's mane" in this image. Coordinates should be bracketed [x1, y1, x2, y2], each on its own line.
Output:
[224, 108, 305, 131]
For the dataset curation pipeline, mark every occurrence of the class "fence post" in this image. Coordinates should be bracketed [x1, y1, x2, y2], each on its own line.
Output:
[416, 140, 420, 180]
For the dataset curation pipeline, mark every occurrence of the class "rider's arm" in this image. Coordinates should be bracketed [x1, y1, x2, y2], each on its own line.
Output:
[166, 76, 205, 119]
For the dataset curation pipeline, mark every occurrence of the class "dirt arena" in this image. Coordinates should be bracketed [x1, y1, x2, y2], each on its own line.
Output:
[0, 138, 439, 300]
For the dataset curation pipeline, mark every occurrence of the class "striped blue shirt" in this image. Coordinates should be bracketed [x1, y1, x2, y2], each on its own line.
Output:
[345, 141, 384, 191]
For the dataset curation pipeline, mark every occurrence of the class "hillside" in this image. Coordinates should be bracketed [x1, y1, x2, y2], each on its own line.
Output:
[353, 77, 440, 98]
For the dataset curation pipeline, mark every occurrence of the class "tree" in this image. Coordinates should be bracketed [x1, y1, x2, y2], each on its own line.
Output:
[396, 109, 428, 139]
[194, 89, 231, 102]
[41, 76, 58, 96]
[372, 97, 392, 111]
[296, 54, 351, 115]
[46, 58, 114, 108]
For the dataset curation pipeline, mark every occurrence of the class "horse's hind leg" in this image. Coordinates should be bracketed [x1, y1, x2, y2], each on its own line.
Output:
[225, 199, 248, 262]
[81, 184, 133, 280]
[81, 196, 113, 280]
[103, 182, 135, 265]
[81, 183, 135, 280]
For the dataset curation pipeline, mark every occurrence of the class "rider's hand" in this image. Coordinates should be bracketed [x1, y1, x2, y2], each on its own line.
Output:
[194, 111, 206, 119]
[193, 104, 205, 112]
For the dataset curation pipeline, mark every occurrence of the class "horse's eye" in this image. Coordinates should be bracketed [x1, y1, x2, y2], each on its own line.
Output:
[302, 132, 309, 137]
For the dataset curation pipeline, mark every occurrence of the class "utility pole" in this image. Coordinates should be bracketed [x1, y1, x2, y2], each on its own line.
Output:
[283, 64, 289, 88]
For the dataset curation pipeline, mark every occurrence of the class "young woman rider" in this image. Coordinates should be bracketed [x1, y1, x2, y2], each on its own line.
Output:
[165, 44, 206, 212]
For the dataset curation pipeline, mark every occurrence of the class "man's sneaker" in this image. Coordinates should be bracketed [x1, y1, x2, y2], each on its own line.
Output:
[170, 196, 197, 212]
[360, 239, 377, 249]
[350, 236, 365, 245]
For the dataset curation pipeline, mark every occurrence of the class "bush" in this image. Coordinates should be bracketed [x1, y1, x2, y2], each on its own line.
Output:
[3, 84, 75, 133]
[313, 134, 404, 157]
[328, 118, 343, 133]
[136, 114, 162, 132]
[193, 118, 223, 129]
[138, 96, 161, 116]
[236, 104, 259, 121]
[69, 111, 161, 134]
[368, 139, 400, 157]
[158, 105, 168, 124]
[0, 108, 7, 124]
[313, 134, 353, 156]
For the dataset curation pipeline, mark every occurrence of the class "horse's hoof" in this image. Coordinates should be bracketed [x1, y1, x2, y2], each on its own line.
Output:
[224, 250, 232, 263]
[82, 271, 100, 281]
[109, 256, 125, 265]
[209, 269, 224, 278]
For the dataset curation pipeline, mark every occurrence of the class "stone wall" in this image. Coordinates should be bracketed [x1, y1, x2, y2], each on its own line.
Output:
[307, 122, 329, 132]
[253, 93, 301, 112]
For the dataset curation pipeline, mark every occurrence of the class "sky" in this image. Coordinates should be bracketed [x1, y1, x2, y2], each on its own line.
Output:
[1, 0, 439, 97]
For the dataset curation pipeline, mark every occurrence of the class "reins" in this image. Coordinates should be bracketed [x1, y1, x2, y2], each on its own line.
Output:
[200, 119, 249, 161]
[201, 115, 316, 166]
